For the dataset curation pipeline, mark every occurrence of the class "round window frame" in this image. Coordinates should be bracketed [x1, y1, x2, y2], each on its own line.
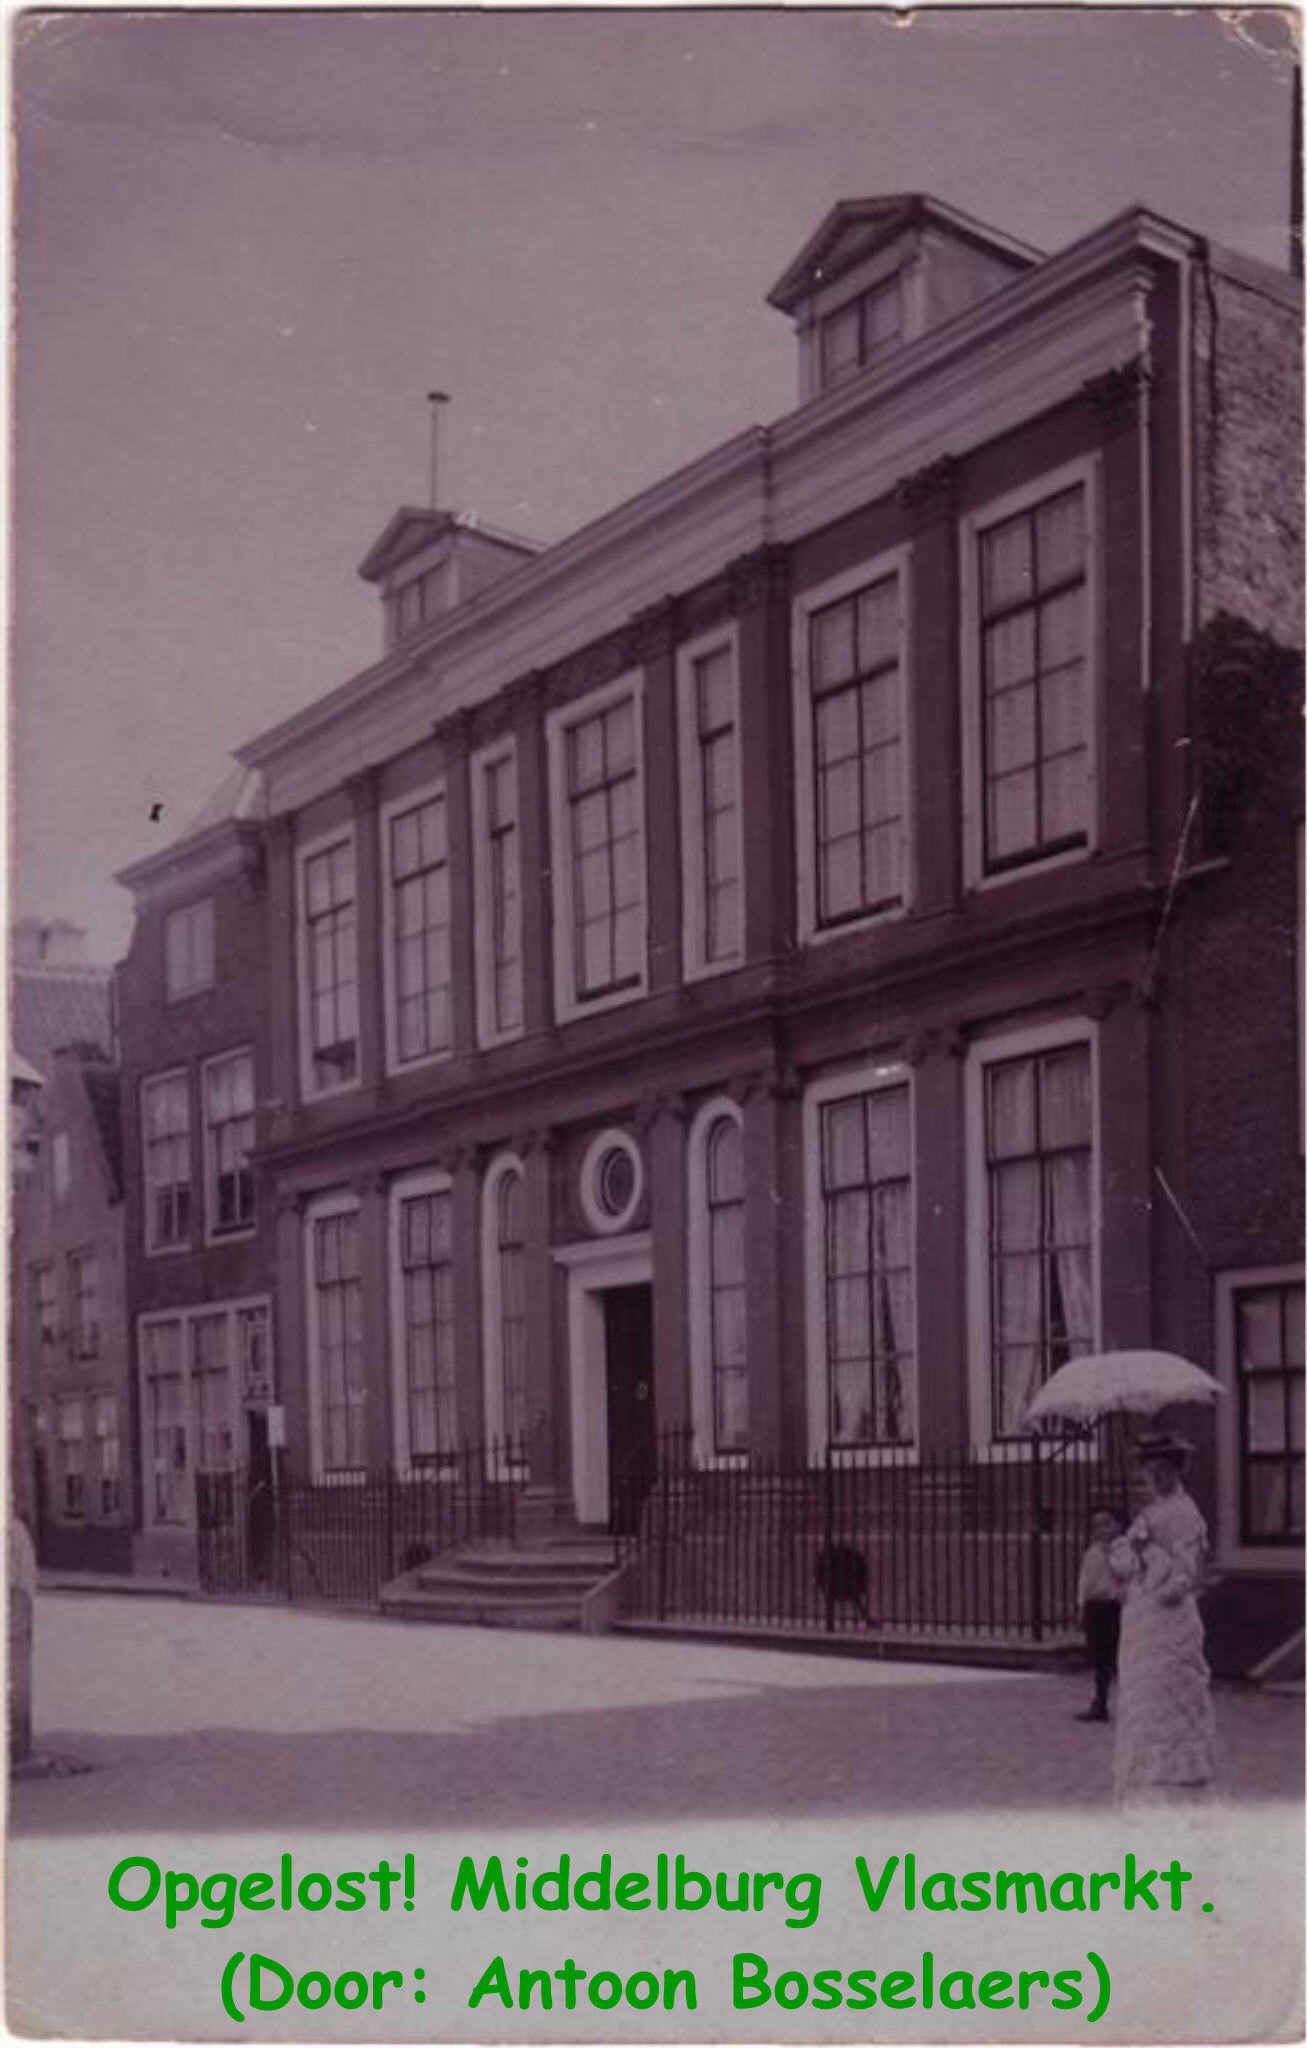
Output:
[579, 1127, 644, 1237]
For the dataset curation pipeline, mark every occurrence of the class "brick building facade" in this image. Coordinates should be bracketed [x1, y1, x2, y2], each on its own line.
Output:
[11, 1046, 131, 1569]
[82, 196, 1301, 1628]
[115, 770, 276, 1577]
[195, 194, 1300, 1595]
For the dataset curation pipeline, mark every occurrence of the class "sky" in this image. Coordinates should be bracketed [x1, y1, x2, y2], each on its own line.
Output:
[12, 5, 1299, 963]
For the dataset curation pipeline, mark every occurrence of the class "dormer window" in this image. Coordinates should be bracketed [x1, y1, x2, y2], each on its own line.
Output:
[394, 562, 453, 642]
[819, 276, 903, 391]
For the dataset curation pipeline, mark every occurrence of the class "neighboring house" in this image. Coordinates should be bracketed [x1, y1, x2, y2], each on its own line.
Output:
[10, 1045, 130, 1570]
[129, 194, 1307, 1620]
[11, 918, 114, 1077]
[115, 767, 275, 1578]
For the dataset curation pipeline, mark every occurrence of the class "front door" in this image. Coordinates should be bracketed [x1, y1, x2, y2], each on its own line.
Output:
[604, 1284, 655, 1534]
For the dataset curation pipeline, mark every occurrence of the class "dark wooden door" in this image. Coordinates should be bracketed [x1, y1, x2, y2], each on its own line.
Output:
[604, 1285, 655, 1534]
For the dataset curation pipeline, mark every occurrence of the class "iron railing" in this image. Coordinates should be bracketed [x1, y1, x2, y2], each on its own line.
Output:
[194, 1438, 527, 1607]
[614, 1425, 1117, 1643]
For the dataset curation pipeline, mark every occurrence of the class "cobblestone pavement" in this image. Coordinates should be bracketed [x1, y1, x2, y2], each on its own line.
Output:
[7, 1593, 1303, 2043]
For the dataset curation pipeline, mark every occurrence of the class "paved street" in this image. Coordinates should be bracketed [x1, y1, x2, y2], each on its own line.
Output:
[7, 1592, 1303, 2043]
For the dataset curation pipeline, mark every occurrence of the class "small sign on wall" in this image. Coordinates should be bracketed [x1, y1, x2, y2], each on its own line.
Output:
[266, 1405, 286, 1449]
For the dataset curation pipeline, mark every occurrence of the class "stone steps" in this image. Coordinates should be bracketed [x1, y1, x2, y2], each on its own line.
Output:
[379, 1537, 621, 1631]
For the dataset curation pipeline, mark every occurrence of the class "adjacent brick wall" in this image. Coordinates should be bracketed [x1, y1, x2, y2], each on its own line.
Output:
[1195, 258, 1304, 647]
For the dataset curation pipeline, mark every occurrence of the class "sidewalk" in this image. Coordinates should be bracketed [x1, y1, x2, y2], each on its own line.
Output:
[8, 1589, 1303, 2044]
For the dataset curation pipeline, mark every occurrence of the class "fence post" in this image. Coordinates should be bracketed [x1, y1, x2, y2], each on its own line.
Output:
[656, 1433, 670, 1623]
[823, 1441, 835, 1634]
[1029, 1433, 1044, 1643]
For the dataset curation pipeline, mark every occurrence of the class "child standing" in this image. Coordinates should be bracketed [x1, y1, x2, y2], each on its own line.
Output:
[1076, 1505, 1124, 1723]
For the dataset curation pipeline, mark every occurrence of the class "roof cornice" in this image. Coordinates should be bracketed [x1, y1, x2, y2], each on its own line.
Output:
[236, 206, 1223, 789]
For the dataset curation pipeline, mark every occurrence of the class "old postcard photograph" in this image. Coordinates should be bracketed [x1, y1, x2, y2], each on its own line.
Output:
[8, 6, 1304, 2041]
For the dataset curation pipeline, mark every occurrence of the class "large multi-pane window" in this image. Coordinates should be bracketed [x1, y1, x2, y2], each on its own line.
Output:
[978, 482, 1090, 871]
[819, 277, 903, 391]
[818, 1082, 915, 1446]
[204, 1050, 255, 1236]
[494, 1169, 527, 1447]
[313, 1210, 365, 1472]
[398, 1188, 457, 1464]
[139, 1301, 270, 1525]
[142, 1320, 188, 1524]
[564, 694, 643, 1001]
[142, 1071, 191, 1251]
[32, 1264, 57, 1364]
[689, 646, 742, 969]
[93, 1395, 121, 1518]
[58, 1399, 85, 1518]
[68, 1250, 99, 1358]
[1235, 1281, 1304, 1544]
[705, 1116, 747, 1453]
[389, 794, 453, 1064]
[984, 1041, 1094, 1437]
[809, 572, 904, 928]
[480, 753, 522, 1039]
[165, 898, 215, 1001]
[303, 838, 358, 1091]
[192, 1314, 237, 1472]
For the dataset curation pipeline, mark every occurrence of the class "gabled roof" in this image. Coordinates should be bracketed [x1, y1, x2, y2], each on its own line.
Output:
[173, 763, 266, 843]
[357, 508, 455, 584]
[767, 194, 1040, 314]
[116, 763, 265, 894]
[358, 506, 543, 585]
[11, 963, 113, 1075]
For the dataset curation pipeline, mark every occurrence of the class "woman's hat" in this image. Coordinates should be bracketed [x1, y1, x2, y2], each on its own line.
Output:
[1133, 1431, 1192, 1467]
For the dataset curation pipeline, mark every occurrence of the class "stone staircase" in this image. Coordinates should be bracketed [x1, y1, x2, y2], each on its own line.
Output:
[378, 1536, 624, 1631]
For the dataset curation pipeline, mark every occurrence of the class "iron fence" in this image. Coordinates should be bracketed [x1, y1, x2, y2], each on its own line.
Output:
[615, 1425, 1118, 1642]
[195, 1439, 527, 1608]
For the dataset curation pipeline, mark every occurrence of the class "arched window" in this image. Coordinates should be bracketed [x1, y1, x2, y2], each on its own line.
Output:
[687, 1100, 747, 1461]
[482, 1155, 527, 1459]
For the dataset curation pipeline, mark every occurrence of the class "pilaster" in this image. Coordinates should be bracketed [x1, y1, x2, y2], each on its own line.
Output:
[351, 1167, 392, 1469]
[345, 769, 385, 1092]
[433, 709, 477, 1057]
[896, 456, 962, 917]
[728, 544, 795, 961]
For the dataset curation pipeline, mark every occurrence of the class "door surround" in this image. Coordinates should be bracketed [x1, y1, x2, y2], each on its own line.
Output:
[553, 1233, 652, 1524]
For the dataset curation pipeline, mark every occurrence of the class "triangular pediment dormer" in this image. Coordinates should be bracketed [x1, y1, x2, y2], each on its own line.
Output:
[769, 194, 1041, 404]
[359, 506, 540, 656]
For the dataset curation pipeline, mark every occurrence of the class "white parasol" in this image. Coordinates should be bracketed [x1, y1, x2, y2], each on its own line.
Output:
[1025, 1349, 1222, 1429]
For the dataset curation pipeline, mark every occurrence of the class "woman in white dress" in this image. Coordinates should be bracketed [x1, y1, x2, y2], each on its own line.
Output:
[1109, 1433, 1217, 1804]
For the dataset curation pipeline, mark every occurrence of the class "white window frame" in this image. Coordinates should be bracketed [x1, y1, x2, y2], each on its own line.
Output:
[296, 824, 360, 1102]
[686, 1096, 748, 1467]
[93, 1392, 122, 1519]
[803, 1059, 918, 1465]
[202, 1045, 257, 1245]
[68, 1246, 99, 1359]
[304, 1191, 365, 1482]
[964, 1016, 1102, 1454]
[677, 624, 745, 981]
[579, 1127, 644, 1237]
[792, 545, 913, 946]
[57, 1397, 86, 1520]
[481, 1152, 528, 1462]
[137, 1294, 271, 1528]
[960, 454, 1102, 891]
[164, 897, 215, 1002]
[1214, 1263, 1305, 1573]
[380, 778, 455, 1075]
[471, 740, 525, 1048]
[546, 672, 648, 1022]
[387, 1168, 460, 1477]
[141, 1067, 193, 1257]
